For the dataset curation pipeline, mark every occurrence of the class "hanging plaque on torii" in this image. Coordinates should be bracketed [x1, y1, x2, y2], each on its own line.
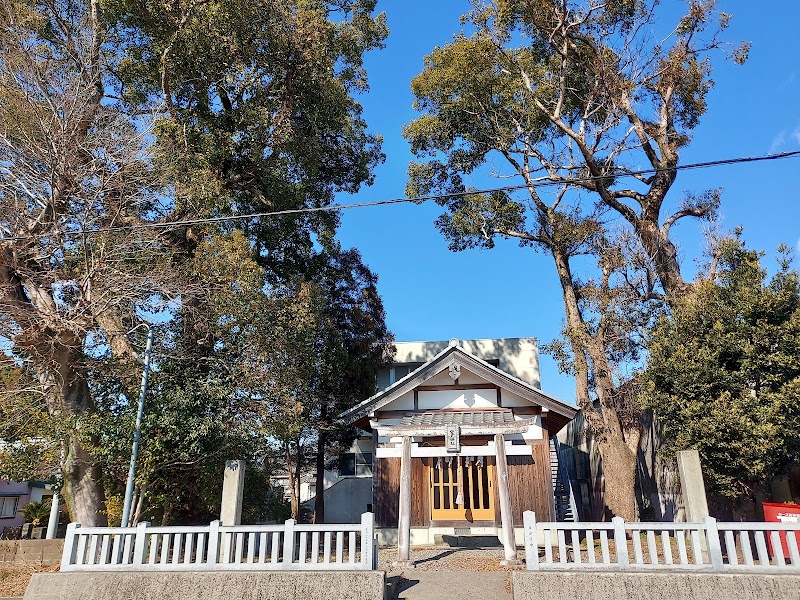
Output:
[446, 424, 460, 453]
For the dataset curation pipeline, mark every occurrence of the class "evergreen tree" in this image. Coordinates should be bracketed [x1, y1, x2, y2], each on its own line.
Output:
[643, 235, 800, 505]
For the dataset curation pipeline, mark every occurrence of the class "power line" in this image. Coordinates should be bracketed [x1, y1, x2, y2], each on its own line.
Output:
[2, 150, 799, 242]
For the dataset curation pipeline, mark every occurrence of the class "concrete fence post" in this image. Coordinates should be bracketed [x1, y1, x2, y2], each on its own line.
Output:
[46, 492, 60, 540]
[60, 522, 80, 571]
[613, 517, 629, 568]
[282, 519, 296, 568]
[207, 521, 220, 566]
[132, 522, 150, 566]
[523, 511, 539, 570]
[705, 517, 724, 571]
[361, 512, 375, 570]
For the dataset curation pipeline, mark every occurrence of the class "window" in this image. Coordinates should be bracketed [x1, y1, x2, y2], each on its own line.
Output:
[339, 452, 373, 477]
[377, 363, 426, 391]
[377, 369, 391, 391]
[0, 497, 19, 518]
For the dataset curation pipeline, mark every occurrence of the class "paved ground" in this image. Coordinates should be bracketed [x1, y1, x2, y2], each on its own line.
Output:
[390, 571, 512, 600]
[380, 546, 520, 599]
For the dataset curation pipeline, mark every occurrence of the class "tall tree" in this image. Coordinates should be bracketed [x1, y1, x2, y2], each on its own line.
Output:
[0, 0, 388, 524]
[105, 0, 388, 277]
[306, 243, 393, 524]
[0, 0, 187, 525]
[642, 236, 800, 511]
[404, 0, 744, 518]
[239, 242, 392, 522]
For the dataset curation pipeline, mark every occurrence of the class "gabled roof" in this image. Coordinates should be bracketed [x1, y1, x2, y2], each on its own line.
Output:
[341, 342, 577, 424]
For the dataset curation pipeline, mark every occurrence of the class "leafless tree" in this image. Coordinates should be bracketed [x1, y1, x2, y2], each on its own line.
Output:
[0, 0, 191, 524]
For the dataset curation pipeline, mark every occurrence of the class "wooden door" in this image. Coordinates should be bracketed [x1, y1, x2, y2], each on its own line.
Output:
[428, 457, 495, 522]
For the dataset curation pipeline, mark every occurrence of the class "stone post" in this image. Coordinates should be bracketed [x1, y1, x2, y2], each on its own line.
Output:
[392, 436, 414, 568]
[677, 450, 710, 523]
[220, 460, 245, 563]
[495, 433, 522, 566]
[220, 460, 246, 526]
[677, 450, 710, 552]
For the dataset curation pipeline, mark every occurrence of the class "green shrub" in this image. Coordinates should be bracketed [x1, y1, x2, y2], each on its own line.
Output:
[21, 501, 51, 525]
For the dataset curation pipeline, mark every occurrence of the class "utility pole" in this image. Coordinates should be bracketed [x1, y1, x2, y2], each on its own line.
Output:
[121, 326, 153, 528]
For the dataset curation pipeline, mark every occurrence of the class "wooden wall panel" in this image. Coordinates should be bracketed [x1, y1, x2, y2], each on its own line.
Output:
[374, 457, 400, 527]
[374, 457, 430, 528]
[507, 446, 554, 524]
[377, 450, 554, 528]
[491, 457, 501, 526]
[533, 443, 556, 522]
[410, 458, 430, 527]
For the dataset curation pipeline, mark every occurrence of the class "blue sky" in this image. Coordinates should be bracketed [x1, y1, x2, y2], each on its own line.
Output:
[336, 1, 800, 405]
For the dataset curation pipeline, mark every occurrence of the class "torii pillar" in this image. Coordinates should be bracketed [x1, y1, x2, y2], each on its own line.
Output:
[495, 433, 522, 567]
[393, 435, 414, 568]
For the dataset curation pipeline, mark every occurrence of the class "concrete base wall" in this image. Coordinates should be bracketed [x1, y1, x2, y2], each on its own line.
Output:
[0, 540, 63, 566]
[24, 571, 385, 600]
[512, 571, 800, 600]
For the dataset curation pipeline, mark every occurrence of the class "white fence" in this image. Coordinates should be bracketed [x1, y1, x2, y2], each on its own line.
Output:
[61, 512, 376, 572]
[523, 511, 800, 572]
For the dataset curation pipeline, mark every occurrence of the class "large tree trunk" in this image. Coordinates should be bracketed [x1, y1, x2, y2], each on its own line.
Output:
[36, 340, 108, 526]
[590, 340, 640, 522]
[635, 218, 689, 300]
[62, 431, 108, 526]
[596, 435, 638, 522]
[551, 244, 640, 520]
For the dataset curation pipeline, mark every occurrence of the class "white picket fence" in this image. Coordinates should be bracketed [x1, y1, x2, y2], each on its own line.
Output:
[61, 512, 376, 572]
[523, 511, 800, 572]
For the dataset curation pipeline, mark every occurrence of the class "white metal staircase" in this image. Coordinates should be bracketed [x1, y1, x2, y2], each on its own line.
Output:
[549, 438, 578, 522]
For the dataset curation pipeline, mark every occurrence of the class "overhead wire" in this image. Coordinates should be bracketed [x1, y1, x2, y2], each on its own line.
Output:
[1, 149, 799, 242]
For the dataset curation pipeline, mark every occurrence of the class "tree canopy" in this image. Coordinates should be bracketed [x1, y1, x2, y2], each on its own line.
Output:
[404, 0, 746, 519]
[642, 236, 800, 501]
[0, 0, 390, 525]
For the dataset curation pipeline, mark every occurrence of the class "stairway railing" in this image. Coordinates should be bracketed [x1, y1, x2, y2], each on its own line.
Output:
[551, 437, 579, 522]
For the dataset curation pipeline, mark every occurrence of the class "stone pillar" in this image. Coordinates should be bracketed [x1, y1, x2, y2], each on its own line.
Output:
[677, 450, 709, 552]
[677, 450, 709, 523]
[495, 433, 522, 566]
[46, 492, 59, 539]
[220, 460, 246, 563]
[220, 460, 246, 526]
[393, 436, 414, 568]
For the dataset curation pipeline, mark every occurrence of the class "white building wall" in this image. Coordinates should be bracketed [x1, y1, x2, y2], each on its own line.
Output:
[302, 435, 375, 523]
[390, 338, 541, 388]
[417, 389, 498, 410]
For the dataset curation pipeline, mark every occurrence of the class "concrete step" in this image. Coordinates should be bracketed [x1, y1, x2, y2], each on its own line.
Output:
[432, 534, 501, 548]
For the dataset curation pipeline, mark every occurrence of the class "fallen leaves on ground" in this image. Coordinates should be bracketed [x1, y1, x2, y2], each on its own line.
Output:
[0, 564, 56, 597]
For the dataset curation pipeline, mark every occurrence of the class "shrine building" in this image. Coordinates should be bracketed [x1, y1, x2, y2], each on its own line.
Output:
[339, 338, 577, 565]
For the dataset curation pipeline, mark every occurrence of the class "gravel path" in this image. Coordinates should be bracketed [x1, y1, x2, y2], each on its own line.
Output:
[0, 565, 54, 598]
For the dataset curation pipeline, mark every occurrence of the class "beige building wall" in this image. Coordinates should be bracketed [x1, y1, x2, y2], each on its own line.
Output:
[391, 338, 541, 388]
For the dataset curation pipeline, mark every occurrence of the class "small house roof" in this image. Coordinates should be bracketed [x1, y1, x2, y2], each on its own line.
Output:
[342, 341, 577, 430]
